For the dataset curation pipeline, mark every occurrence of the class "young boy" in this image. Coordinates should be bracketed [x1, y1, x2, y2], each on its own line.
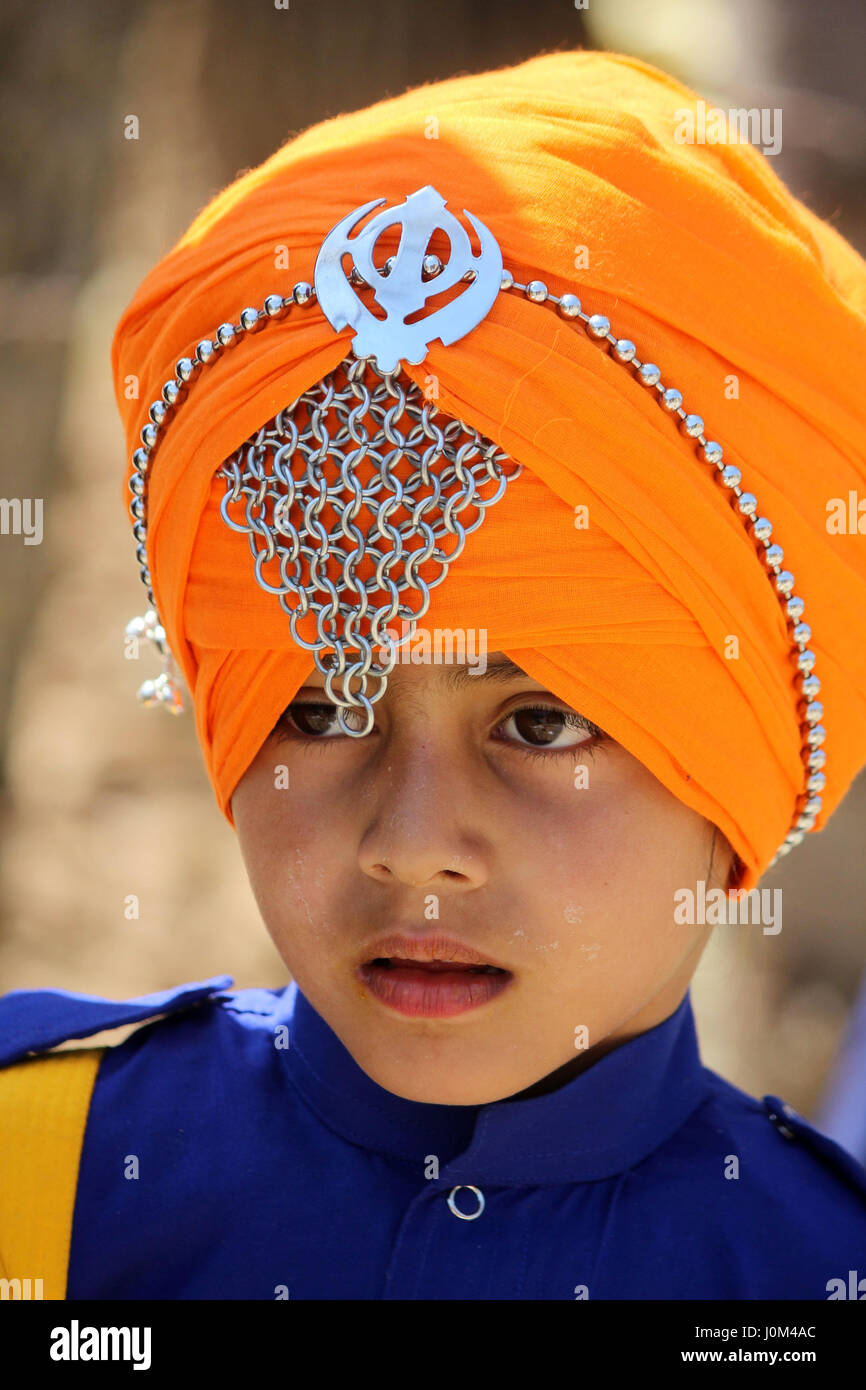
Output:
[2, 48, 866, 1301]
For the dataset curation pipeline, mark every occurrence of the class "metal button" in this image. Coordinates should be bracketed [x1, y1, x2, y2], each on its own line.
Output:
[767, 1108, 795, 1140]
[446, 1185, 485, 1220]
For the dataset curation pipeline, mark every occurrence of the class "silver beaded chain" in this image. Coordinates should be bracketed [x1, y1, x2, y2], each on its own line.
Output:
[125, 267, 824, 864]
[504, 273, 824, 861]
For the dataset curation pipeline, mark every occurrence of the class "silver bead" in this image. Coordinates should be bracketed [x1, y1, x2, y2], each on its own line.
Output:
[162, 380, 181, 407]
[764, 543, 784, 567]
[795, 814, 817, 832]
[149, 400, 167, 427]
[612, 338, 635, 362]
[132, 447, 149, 473]
[140, 423, 157, 449]
[137, 679, 158, 705]
[196, 338, 217, 364]
[661, 388, 682, 412]
[264, 293, 287, 318]
[525, 280, 548, 303]
[637, 362, 660, 387]
[720, 465, 741, 488]
[157, 675, 184, 715]
[806, 748, 826, 770]
[423, 254, 442, 277]
[806, 723, 825, 747]
[293, 281, 314, 305]
[797, 647, 816, 672]
[701, 440, 723, 466]
[557, 293, 581, 319]
[751, 517, 772, 542]
[799, 673, 821, 698]
[774, 570, 795, 595]
[737, 492, 757, 515]
[175, 357, 197, 382]
[129, 472, 145, 497]
[792, 622, 811, 646]
[784, 830, 806, 848]
[461, 268, 477, 283]
[787, 596, 806, 623]
[807, 771, 826, 794]
[349, 267, 367, 288]
[803, 700, 824, 725]
[239, 306, 261, 332]
[586, 313, 610, 338]
[500, 268, 514, 292]
[803, 795, 823, 817]
[216, 322, 237, 347]
[681, 413, 704, 437]
[125, 616, 146, 638]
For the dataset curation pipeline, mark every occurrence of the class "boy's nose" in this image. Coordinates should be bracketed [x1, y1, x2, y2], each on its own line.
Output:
[356, 740, 490, 892]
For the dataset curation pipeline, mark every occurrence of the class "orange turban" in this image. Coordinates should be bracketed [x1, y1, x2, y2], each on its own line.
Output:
[113, 50, 866, 890]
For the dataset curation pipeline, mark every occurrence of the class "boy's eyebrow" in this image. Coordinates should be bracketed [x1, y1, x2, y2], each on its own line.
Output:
[436, 657, 530, 690]
[297, 657, 536, 695]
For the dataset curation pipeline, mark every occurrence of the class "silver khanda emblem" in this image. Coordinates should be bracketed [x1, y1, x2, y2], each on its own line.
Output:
[314, 185, 502, 373]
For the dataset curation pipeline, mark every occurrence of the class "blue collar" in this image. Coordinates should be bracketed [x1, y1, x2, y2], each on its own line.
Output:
[281, 986, 710, 1183]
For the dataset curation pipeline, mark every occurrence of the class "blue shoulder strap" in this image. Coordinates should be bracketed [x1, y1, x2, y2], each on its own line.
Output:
[764, 1093, 866, 1200]
[0, 976, 234, 1068]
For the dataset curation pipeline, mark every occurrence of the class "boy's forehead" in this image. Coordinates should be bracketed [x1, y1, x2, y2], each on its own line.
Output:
[302, 654, 537, 692]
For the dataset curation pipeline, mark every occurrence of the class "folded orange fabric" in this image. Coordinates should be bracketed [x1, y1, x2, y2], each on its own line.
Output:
[113, 49, 866, 888]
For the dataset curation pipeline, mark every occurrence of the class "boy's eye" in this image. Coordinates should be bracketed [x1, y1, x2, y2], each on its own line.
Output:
[496, 705, 599, 750]
[279, 701, 367, 738]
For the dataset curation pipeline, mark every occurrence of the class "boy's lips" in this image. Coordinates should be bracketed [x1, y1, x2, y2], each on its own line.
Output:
[356, 932, 513, 1018]
[357, 931, 510, 971]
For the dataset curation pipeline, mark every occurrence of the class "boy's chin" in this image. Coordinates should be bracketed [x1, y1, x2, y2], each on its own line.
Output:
[359, 1056, 531, 1107]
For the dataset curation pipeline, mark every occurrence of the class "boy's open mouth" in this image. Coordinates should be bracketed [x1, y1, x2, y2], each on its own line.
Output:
[356, 935, 513, 1017]
[368, 957, 506, 975]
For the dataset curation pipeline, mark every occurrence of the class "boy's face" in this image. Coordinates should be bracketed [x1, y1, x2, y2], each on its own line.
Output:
[231, 653, 732, 1105]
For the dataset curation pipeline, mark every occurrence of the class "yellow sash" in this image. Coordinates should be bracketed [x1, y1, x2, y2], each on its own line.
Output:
[0, 1049, 103, 1300]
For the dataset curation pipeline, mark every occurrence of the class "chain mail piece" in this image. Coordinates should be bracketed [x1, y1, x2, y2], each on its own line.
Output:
[217, 353, 522, 735]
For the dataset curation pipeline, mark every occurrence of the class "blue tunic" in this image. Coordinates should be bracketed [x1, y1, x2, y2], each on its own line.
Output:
[2, 977, 865, 1299]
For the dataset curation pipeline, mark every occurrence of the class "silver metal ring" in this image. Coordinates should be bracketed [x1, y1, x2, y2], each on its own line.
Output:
[446, 1185, 485, 1220]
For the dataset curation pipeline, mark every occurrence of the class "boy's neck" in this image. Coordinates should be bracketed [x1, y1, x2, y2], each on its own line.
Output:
[505, 960, 698, 1102]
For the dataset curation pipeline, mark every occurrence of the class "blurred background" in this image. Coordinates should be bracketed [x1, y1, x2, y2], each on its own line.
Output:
[1, 0, 865, 1131]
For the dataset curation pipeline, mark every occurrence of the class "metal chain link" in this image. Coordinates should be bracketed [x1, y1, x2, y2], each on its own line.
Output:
[217, 353, 522, 734]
